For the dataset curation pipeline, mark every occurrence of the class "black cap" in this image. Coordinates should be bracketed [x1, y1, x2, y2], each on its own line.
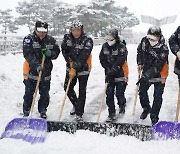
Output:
[147, 26, 162, 38]
[35, 21, 48, 32]
[105, 28, 119, 41]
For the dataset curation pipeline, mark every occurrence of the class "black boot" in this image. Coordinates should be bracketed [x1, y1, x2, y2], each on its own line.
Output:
[70, 106, 76, 115]
[40, 112, 47, 119]
[106, 113, 116, 122]
[151, 120, 158, 126]
[76, 115, 83, 122]
[140, 108, 150, 120]
[23, 111, 29, 117]
[119, 106, 125, 114]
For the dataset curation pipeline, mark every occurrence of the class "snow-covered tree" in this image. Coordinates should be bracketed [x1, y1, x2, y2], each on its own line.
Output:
[113, 6, 139, 34]
[0, 9, 18, 36]
[15, 0, 140, 37]
[15, 0, 59, 34]
[51, 2, 75, 35]
[16, 1, 39, 33]
[73, 0, 139, 36]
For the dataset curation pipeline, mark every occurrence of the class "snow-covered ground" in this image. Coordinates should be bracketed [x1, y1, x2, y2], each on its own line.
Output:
[0, 44, 179, 154]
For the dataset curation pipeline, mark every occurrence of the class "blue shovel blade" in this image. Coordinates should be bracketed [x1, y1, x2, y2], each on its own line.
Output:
[174, 123, 180, 140]
[0, 118, 47, 144]
[152, 121, 176, 140]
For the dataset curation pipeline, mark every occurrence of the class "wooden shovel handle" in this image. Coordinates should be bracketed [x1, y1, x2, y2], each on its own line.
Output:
[96, 82, 108, 123]
[58, 78, 71, 121]
[132, 72, 141, 122]
[175, 85, 180, 122]
[30, 56, 45, 116]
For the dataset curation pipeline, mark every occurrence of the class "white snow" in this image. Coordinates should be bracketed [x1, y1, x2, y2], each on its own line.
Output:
[0, 44, 179, 154]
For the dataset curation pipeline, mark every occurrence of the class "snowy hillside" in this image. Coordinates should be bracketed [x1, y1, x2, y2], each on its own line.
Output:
[0, 44, 179, 154]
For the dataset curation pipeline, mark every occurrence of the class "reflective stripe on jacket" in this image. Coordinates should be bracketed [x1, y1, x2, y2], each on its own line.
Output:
[23, 60, 51, 81]
[66, 67, 90, 76]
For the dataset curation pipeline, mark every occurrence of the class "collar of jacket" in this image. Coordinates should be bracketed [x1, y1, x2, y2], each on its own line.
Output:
[145, 35, 166, 49]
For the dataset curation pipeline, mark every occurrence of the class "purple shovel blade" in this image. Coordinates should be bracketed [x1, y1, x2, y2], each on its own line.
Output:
[152, 121, 176, 140]
[0, 118, 47, 144]
[174, 123, 180, 140]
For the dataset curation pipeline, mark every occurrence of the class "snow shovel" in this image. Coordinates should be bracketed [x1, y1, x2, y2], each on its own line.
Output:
[152, 85, 180, 140]
[0, 118, 47, 144]
[0, 51, 47, 144]
[47, 121, 152, 141]
[47, 77, 76, 133]
[47, 79, 152, 141]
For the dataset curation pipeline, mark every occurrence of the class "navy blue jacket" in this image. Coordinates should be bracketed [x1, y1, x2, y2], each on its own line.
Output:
[137, 36, 169, 80]
[99, 40, 128, 78]
[61, 33, 93, 73]
[23, 32, 60, 79]
[169, 26, 180, 75]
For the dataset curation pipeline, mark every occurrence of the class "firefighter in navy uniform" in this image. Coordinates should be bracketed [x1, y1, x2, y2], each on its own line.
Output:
[99, 29, 128, 122]
[23, 21, 60, 119]
[61, 20, 93, 121]
[136, 26, 169, 126]
[169, 26, 180, 87]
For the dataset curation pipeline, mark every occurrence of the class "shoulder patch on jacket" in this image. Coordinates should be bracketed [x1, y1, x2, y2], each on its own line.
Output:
[120, 48, 125, 53]
[24, 38, 31, 44]
[178, 34, 180, 39]
[85, 40, 93, 50]
[160, 53, 166, 58]
[23, 34, 33, 46]
[85, 40, 92, 47]
[67, 40, 72, 46]
[112, 49, 118, 55]
[103, 48, 110, 55]
[55, 41, 59, 45]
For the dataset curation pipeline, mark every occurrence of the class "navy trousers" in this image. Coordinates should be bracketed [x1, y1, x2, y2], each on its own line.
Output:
[139, 82, 165, 123]
[106, 81, 127, 115]
[23, 79, 50, 115]
[64, 73, 89, 116]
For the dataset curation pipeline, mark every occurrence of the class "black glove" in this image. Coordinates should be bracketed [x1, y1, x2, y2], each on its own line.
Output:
[136, 75, 149, 85]
[105, 74, 114, 83]
[36, 65, 43, 73]
[44, 49, 52, 57]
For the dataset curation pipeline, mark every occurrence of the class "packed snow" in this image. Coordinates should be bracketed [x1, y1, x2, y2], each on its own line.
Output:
[0, 44, 179, 154]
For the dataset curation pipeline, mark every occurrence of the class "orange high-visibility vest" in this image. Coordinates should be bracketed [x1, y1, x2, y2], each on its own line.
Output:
[23, 60, 30, 80]
[160, 63, 169, 84]
[87, 53, 92, 71]
[122, 60, 129, 82]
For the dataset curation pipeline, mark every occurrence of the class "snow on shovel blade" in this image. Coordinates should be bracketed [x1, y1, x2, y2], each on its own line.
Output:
[47, 121, 152, 141]
[0, 118, 47, 144]
[152, 121, 176, 140]
[76, 122, 152, 141]
[47, 121, 77, 134]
